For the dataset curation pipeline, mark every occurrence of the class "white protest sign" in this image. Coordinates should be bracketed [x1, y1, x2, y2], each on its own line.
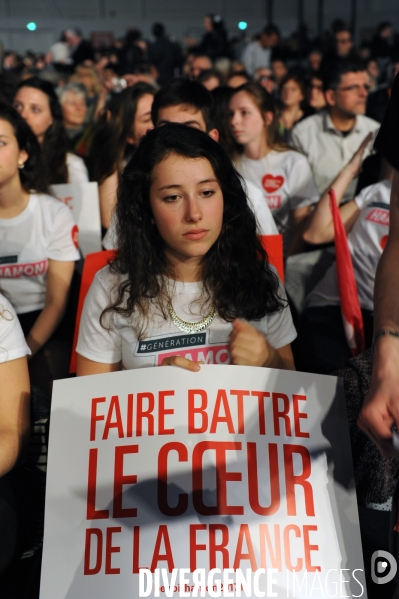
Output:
[40, 366, 367, 599]
[51, 182, 102, 257]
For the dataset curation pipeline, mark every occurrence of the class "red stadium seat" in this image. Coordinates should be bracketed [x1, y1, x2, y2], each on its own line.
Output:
[69, 250, 116, 374]
[259, 234, 284, 282]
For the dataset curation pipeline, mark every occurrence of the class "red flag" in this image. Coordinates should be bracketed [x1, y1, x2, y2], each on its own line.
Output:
[329, 189, 365, 355]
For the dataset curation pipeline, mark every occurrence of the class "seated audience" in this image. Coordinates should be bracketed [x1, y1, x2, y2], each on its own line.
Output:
[151, 79, 278, 237]
[197, 69, 223, 91]
[0, 104, 80, 393]
[147, 22, 183, 85]
[58, 82, 92, 157]
[306, 72, 327, 112]
[103, 79, 277, 250]
[291, 62, 380, 202]
[13, 77, 89, 184]
[278, 73, 312, 142]
[271, 58, 288, 89]
[226, 70, 251, 88]
[0, 293, 37, 575]
[228, 82, 318, 254]
[254, 67, 276, 95]
[321, 26, 359, 69]
[241, 24, 281, 76]
[296, 140, 394, 374]
[307, 49, 323, 74]
[70, 64, 104, 122]
[87, 82, 156, 231]
[190, 54, 213, 80]
[76, 125, 296, 375]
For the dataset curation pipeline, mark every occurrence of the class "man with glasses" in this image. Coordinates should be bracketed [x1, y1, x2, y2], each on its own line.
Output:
[322, 27, 358, 69]
[291, 61, 379, 202]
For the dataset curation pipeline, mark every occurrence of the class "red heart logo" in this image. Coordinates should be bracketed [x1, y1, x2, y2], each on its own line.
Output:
[380, 235, 388, 250]
[262, 174, 284, 194]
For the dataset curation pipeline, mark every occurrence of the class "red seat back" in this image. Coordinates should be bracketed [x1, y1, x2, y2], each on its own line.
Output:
[259, 234, 284, 282]
[69, 250, 116, 374]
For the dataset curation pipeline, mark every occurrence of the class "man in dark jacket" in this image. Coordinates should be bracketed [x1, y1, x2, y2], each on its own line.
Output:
[147, 23, 182, 86]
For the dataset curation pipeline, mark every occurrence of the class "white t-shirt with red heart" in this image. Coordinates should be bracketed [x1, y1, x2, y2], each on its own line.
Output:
[235, 150, 319, 252]
[0, 193, 80, 314]
[307, 180, 391, 312]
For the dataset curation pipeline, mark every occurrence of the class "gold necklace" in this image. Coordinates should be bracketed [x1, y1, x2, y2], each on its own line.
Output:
[167, 301, 216, 333]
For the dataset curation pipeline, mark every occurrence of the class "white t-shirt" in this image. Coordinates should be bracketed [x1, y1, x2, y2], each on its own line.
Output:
[77, 267, 296, 369]
[0, 293, 30, 363]
[0, 193, 81, 314]
[235, 150, 319, 252]
[307, 180, 391, 312]
[66, 153, 89, 184]
[102, 176, 278, 250]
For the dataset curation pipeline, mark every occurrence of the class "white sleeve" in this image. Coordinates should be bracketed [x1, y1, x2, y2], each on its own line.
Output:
[245, 179, 278, 235]
[48, 203, 81, 262]
[76, 269, 122, 364]
[354, 184, 376, 211]
[66, 153, 89, 184]
[287, 155, 319, 210]
[255, 277, 297, 349]
[0, 295, 31, 363]
[241, 44, 254, 75]
[102, 213, 118, 250]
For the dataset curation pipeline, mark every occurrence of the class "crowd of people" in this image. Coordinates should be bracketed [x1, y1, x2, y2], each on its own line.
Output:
[1, 13, 399, 598]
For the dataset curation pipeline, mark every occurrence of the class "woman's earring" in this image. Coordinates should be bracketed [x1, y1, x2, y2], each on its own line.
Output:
[18, 162, 25, 169]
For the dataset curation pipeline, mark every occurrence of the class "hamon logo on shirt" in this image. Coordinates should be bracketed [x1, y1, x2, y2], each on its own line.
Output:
[136, 332, 230, 366]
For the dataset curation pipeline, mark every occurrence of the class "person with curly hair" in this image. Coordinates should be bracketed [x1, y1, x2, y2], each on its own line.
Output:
[76, 123, 296, 374]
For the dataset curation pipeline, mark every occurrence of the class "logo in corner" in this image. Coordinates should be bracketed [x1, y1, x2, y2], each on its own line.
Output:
[371, 550, 397, 584]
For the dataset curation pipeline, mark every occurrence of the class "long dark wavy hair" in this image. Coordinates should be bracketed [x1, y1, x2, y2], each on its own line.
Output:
[87, 82, 156, 184]
[103, 123, 285, 334]
[0, 102, 48, 194]
[14, 77, 69, 184]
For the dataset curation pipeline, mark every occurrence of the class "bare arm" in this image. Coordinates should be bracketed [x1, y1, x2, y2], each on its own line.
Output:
[358, 170, 399, 456]
[26, 260, 75, 356]
[287, 205, 313, 256]
[98, 171, 118, 230]
[76, 355, 122, 376]
[303, 133, 372, 245]
[0, 357, 30, 477]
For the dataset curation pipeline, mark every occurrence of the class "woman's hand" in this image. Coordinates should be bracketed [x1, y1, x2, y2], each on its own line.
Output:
[229, 319, 295, 370]
[229, 319, 272, 366]
[161, 356, 204, 372]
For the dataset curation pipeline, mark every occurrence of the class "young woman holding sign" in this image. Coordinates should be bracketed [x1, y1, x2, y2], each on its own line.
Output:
[228, 82, 318, 254]
[76, 123, 296, 374]
[0, 104, 80, 392]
